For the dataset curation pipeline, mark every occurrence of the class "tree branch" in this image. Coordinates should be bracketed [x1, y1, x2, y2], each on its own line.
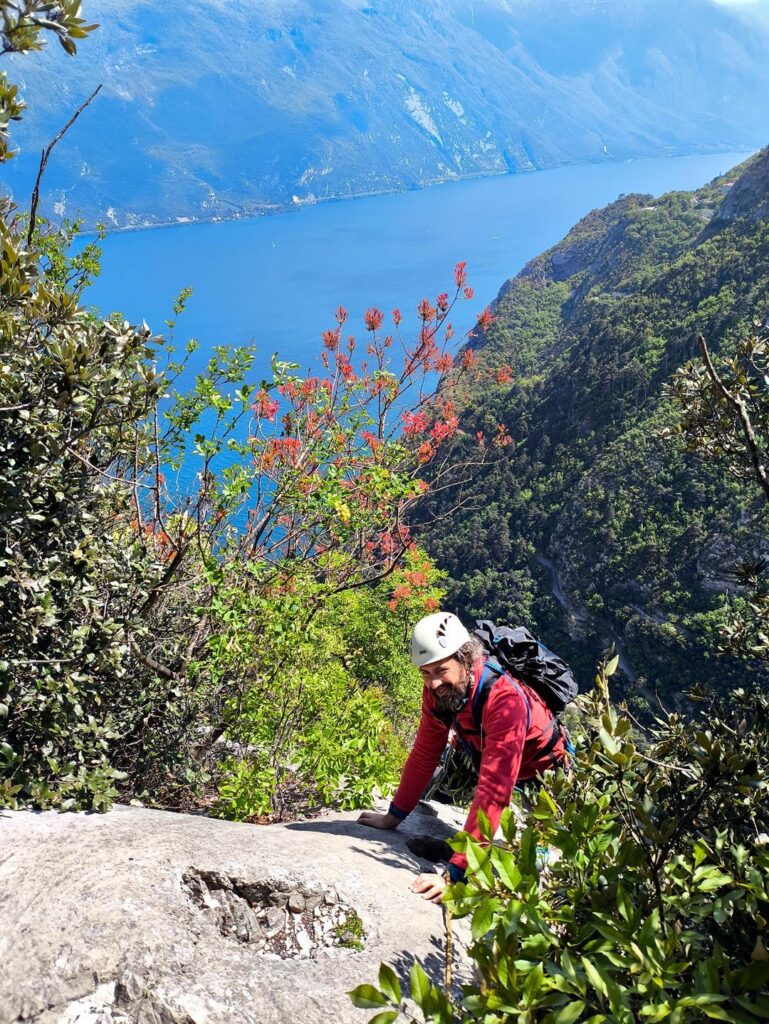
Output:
[128, 634, 178, 681]
[27, 83, 102, 246]
[697, 334, 769, 505]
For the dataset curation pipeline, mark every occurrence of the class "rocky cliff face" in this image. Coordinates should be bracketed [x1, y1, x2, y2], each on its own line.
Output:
[708, 145, 769, 230]
[4, 0, 769, 228]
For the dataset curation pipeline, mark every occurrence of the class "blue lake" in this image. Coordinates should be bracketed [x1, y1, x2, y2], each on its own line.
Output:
[85, 152, 753, 383]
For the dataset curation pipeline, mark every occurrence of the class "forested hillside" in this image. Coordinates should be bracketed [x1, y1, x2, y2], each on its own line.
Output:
[424, 148, 769, 703]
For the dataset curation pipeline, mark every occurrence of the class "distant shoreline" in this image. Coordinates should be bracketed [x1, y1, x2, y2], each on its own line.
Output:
[77, 145, 756, 239]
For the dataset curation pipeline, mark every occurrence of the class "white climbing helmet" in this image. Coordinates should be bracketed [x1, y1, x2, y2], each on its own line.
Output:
[410, 611, 470, 667]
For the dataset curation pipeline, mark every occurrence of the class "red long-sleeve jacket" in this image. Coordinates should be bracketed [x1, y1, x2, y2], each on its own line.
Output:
[389, 657, 567, 876]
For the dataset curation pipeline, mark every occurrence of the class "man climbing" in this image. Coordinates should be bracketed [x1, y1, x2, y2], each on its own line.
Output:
[358, 611, 570, 903]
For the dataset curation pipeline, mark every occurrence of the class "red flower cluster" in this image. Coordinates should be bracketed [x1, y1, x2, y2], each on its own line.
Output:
[322, 328, 340, 351]
[476, 307, 494, 332]
[460, 349, 477, 370]
[402, 410, 429, 436]
[417, 440, 436, 463]
[405, 569, 428, 587]
[364, 307, 383, 331]
[494, 423, 512, 448]
[372, 526, 411, 558]
[431, 415, 459, 443]
[495, 365, 513, 385]
[387, 554, 438, 612]
[454, 260, 468, 289]
[258, 435, 304, 470]
[335, 352, 356, 382]
[417, 298, 437, 322]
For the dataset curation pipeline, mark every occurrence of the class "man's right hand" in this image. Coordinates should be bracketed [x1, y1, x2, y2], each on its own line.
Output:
[357, 810, 401, 830]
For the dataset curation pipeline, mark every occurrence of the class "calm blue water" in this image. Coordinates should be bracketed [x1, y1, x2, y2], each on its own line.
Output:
[84, 152, 752, 384]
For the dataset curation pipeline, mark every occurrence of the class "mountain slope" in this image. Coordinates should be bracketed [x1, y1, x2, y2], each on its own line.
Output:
[424, 148, 769, 701]
[3, 0, 769, 228]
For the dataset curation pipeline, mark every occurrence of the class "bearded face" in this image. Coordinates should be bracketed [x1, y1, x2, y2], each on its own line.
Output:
[433, 683, 470, 715]
[420, 654, 471, 715]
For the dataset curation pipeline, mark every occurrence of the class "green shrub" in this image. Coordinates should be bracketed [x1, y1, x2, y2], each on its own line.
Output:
[208, 552, 444, 819]
[353, 656, 769, 1022]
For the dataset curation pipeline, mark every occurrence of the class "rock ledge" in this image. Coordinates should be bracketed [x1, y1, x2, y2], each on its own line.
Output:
[0, 802, 467, 1024]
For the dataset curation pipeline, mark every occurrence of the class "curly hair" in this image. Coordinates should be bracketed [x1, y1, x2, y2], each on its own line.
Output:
[454, 635, 485, 678]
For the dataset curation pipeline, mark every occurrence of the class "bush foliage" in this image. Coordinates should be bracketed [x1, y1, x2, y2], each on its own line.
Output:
[0, 3, 501, 812]
[354, 657, 769, 1023]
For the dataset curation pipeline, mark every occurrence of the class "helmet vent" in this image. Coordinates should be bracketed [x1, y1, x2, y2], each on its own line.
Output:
[436, 615, 451, 647]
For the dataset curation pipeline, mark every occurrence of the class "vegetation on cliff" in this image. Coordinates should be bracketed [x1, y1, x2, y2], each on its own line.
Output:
[357, 658, 769, 1023]
[423, 149, 769, 706]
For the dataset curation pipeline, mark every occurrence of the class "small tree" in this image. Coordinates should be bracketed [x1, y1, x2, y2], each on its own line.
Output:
[668, 325, 769, 658]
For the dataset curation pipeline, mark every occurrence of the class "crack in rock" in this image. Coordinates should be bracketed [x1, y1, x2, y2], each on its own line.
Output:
[182, 869, 366, 959]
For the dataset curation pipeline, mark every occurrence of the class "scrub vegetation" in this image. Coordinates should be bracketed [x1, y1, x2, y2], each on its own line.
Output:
[0, 3, 493, 815]
[3, 7, 769, 1021]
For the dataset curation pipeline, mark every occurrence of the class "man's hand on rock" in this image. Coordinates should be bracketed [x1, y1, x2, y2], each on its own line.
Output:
[357, 810, 400, 830]
[409, 872, 446, 904]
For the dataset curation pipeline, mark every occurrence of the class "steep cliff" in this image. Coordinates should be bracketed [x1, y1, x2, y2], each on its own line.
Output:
[424, 149, 769, 700]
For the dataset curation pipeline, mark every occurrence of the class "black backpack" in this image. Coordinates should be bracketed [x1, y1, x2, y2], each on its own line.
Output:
[472, 620, 578, 716]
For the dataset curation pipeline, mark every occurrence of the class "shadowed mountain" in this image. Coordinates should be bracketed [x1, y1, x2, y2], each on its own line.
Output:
[3, 0, 769, 229]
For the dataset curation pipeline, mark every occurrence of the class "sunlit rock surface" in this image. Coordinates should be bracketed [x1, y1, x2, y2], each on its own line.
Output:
[0, 801, 468, 1024]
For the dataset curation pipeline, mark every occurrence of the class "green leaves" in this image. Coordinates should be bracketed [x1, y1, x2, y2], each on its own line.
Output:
[378, 964, 402, 1005]
[409, 962, 431, 1008]
[470, 895, 496, 939]
[549, 1000, 586, 1024]
[350, 963, 452, 1024]
[0, 2, 98, 160]
[348, 985, 389, 1010]
[353, 678, 769, 1023]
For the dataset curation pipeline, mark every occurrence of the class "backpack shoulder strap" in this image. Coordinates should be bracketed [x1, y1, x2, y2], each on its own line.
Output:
[471, 658, 532, 734]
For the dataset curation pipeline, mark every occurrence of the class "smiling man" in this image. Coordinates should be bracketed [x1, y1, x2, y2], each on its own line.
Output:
[358, 611, 569, 903]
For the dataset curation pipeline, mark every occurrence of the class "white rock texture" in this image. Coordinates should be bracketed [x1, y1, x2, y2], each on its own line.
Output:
[0, 801, 469, 1024]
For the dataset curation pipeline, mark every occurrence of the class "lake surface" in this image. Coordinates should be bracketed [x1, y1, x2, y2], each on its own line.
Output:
[84, 152, 753, 384]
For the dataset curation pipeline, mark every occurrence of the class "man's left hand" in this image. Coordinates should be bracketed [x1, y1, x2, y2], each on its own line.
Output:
[410, 872, 446, 904]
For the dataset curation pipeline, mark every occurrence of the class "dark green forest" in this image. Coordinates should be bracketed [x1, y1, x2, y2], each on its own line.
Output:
[424, 149, 769, 708]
